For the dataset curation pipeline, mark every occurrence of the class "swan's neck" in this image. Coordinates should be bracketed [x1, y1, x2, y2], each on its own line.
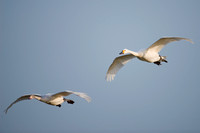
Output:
[32, 95, 42, 100]
[127, 49, 140, 57]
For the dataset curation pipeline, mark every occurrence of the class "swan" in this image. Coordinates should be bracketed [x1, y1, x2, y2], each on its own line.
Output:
[5, 90, 91, 114]
[106, 37, 193, 81]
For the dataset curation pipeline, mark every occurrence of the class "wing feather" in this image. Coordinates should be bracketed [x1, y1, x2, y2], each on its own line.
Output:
[5, 95, 32, 114]
[147, 37, 193, 53]
[106, 54, 135, 81]
[51, 90, 91, 102]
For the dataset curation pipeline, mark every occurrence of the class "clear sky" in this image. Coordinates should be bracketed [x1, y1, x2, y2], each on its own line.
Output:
[1, 0, 200, 133]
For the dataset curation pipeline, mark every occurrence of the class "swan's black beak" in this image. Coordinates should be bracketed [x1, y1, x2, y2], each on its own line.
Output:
[119, 50, 124, 55]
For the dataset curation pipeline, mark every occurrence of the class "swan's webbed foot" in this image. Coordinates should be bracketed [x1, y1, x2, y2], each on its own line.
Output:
[67, 100, 75, 104]
[56, 104, 61, 107]
[154, 61, 161, 65]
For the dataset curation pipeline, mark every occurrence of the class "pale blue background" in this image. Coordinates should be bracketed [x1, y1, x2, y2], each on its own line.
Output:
[1, 0, 200, 133]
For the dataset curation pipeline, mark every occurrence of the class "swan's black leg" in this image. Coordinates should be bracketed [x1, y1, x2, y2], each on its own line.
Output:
[163, 59, 168, 63]
[56, 104, 61, 107]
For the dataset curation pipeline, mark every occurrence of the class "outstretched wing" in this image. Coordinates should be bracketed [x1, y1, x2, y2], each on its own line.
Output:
[147, 37, 193, 53]
[5, 95, 31, 114]
[106, 54, 135, 82]
[51, 90, 91, 102]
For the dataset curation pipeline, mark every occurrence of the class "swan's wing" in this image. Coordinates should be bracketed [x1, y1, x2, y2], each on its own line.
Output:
[147, 37, 193, 53]
[5, 95, 32, 114]
[106, 54, 135, 82]
[51, 90, 91, 102]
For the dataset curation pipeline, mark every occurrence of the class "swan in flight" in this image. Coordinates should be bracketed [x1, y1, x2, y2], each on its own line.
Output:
[106, 37, 193, 81]
[5, 90, 91, 114]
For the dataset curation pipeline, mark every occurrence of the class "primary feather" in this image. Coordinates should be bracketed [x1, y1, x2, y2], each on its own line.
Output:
[106, 54, 135, 81]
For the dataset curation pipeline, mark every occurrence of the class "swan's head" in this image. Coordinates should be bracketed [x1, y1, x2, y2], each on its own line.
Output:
[119, 49, 128, 55]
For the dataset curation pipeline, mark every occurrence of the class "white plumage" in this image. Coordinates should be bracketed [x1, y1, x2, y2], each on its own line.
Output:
[106, 37, 193, 81]
[5, 90, 91, 114]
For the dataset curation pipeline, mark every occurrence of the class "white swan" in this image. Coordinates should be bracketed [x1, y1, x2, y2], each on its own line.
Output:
[5, 90, 91, 113]
[106, 37, 193, 81]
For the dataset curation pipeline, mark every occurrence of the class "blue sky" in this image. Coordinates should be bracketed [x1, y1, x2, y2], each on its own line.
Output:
[1, 0, 200, 133]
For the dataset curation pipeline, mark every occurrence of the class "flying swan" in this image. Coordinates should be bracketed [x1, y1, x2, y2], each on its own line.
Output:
[106, 37, 193, 81]
[5, 90, 91, 113]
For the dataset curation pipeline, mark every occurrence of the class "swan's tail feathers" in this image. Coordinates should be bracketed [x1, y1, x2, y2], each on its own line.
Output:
[161, 56, 168, 63]
[162, 56, 167, 60]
